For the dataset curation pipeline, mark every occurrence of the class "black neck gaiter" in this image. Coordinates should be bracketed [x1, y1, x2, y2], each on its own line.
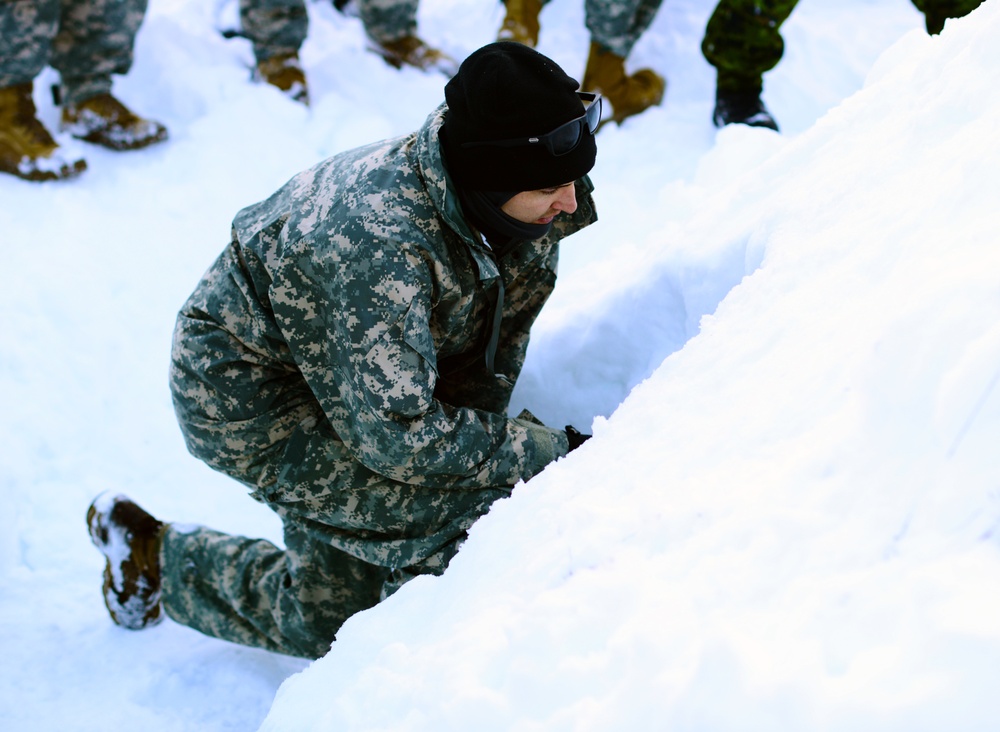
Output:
[458, 188, 553, 258]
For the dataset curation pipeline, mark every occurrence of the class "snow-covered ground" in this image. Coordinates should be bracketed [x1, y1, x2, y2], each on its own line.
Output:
[2, 0, 998, 730]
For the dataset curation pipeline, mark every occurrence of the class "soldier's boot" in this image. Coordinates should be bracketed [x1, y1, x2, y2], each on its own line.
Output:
[369, 35, 459, 77]
[712, 89, 779, 131]
[255, 51, 310, 105]
[0, 82, 87, 182]
[61, 93, 168, 151]
[581, 41, 665, 128]
[86, 492, 165, 630]
[497, 0, 543, 48]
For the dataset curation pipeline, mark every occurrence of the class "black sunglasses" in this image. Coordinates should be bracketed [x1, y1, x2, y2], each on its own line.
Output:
[461, 92, 602, 157]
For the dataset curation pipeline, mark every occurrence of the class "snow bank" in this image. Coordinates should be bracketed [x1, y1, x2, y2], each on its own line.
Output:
[259, 5, 1000, 731]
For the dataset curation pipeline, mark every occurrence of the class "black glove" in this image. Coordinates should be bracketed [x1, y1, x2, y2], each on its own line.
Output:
[565, 425, 591, 452]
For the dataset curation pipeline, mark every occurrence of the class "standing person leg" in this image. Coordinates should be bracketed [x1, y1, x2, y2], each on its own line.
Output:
[701, 0, 799, 131]
[240, 0, 310, 104]
[581, 0, 666, 127]
[0, 0, 86, 180]
[496, 0, 550, 47]
[52, 0, 168, 149]
[910, 0, 985, 34]
[360, 0, 458, 76]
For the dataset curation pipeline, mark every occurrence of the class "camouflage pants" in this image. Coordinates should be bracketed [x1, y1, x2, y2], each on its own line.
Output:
[160, 413, 506, 658]
[583, 0, 664, 58]
[702, 0, 987, 94]
[911, 0, 985, 33]
[356, 0, 419, 43]
[0, 0, 147, 104]
[507, 0, 664, 58]
[239, 0, 308, 62]
[164, 349, 510, 657]
[700, 0, 798, 96]
[160, 408, 492, 661]
[239, 0, 418, 60]
[161, 520, 394, 659]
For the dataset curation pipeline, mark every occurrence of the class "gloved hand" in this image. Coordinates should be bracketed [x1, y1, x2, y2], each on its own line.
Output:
[565, 425, 591, 452]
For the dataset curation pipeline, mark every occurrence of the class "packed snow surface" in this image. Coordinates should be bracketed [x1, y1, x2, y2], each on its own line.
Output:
[1, 1, 998, 730]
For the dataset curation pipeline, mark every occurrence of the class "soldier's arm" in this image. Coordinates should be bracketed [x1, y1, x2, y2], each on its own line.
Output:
[271, 238, 569, 489]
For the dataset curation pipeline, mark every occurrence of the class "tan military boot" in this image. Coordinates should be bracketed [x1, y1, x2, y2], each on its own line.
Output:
[0, 82, 86, 181]
[61, 92, 168, 151]
[370, 35, 459, 77]
[581, 41, 665, 128]
[255, 51, 310, 105]
[497, 0, 543, 48]
[87, 493, 165, 630]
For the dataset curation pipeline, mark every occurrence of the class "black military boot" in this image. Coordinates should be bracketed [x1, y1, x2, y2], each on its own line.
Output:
[86, 493, 165, 630]
[712, 89, 779, 131]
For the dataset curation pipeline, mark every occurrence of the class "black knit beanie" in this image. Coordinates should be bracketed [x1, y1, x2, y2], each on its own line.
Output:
[441, 42, 597, 192]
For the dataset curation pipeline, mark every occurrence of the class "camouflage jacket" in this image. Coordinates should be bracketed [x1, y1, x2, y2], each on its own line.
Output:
[171, 104, 598, 516]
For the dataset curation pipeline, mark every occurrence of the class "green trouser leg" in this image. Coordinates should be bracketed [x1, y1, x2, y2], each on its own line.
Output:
[910, 0, 985, 34]
[701, 0, 800, 96]
[161, 517, 393, 659]
[238, 0, 308, 64]
[51, 0, 149, 105]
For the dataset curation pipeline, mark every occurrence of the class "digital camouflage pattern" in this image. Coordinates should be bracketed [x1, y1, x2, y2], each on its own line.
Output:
[239, 0, 308, 62]
[702, 0, 988, 94]
[356, 0, 419, 44]
[582, 0, 664, 58]
[238, 0, 418, 58]
[0, 0, 148, 104]
[163, 103, 597, 657]
[161, 522, 393, 659]
[503, 0, 664, 58]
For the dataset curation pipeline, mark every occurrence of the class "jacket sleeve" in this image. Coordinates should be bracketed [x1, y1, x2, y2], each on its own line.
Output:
[269, 236, 569, 489]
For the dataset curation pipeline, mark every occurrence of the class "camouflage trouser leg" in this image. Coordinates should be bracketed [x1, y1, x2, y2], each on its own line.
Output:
[910, 0, 985, 33]
[0, 0, 60, 88]
[356, 0, 418, 44]
[160, 518, 392, 659]
[584, 0, 665, 59]
[701, 0, 800, 96]
[238, 0, 308, 64]
[163, 403, 508, 657]
[49, 0, 149, 105]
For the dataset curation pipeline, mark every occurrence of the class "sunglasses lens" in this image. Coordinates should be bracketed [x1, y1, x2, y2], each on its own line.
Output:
[585, 96, 602, 133]
[548, 121, 583, 156]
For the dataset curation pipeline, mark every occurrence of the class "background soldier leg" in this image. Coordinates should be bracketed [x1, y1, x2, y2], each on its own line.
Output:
[581, 0, 666, 126]
[497, 0, 549, 47]
[0, 0, 86, 180]
[360, 0, 457, 75]
[701, 0, 799, 130]
[239, 0, 310, 103]
[52, 0, 167, 148]
[910, 0, 985, 34]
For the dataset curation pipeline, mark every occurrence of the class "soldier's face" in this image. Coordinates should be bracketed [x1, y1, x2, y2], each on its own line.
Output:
[501, 182, 577, 225]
